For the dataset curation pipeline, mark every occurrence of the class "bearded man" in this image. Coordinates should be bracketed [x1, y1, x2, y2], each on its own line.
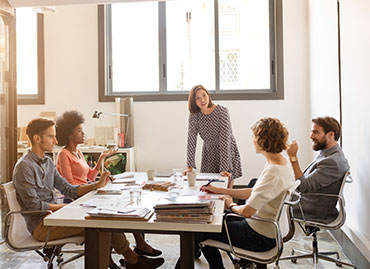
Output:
[287, 116, 349, 223]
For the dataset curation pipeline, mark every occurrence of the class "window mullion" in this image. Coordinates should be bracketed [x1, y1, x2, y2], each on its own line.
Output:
[214, 0, 220, 92]
[269, 0, 275, 92]
[158, 2, 167, 93]
[106, 4, 113, 95]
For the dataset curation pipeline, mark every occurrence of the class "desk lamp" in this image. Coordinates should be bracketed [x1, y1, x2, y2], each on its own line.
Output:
[92, 111, 131, 147]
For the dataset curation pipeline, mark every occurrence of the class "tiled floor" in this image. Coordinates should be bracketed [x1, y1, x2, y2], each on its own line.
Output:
[0, 224, 354, 269]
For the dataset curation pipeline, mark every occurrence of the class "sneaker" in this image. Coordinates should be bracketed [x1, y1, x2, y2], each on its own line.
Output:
[124, 255, 164, 269]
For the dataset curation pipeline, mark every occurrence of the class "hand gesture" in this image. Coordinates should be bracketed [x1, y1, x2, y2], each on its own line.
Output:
[184, 167, 193, 176]
[200, 184, 218, 194]
[220, 195, 233, 209]
[220, 171, 232, 181]
[95, 171, 111, 189]
[287, 140, 299, 157]
[101, 147, 119, 159]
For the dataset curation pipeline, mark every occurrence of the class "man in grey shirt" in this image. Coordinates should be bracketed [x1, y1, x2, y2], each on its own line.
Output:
[287, 116, 349, 223]
[13, 118, 164, 269]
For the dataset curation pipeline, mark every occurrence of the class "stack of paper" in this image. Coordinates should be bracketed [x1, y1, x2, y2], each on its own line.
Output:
[154, 196, 215, 224]
[86, 207, 153, 221]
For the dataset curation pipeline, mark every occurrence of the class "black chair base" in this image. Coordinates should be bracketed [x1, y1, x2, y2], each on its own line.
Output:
[279, 231, 356, 269]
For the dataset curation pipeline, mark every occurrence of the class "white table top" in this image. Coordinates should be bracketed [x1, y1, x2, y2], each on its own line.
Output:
[44, 173, 227, 233]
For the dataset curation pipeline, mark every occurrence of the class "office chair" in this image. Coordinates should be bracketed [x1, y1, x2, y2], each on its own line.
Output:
[1, 181, 84, 269]
[279, 171, 356, 268]
[199, 180, 301, 269]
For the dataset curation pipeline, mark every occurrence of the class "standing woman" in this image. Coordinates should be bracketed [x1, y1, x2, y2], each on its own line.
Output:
[187, 85, 242, 187]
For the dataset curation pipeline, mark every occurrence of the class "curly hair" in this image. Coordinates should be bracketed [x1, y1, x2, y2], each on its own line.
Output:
[188, 85, 214, 113]
[56, 110, 85, 147]
[251, 117, 288, 153]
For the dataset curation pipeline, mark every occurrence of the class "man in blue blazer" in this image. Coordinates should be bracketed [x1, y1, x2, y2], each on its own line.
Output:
[287, 116, 349, 223]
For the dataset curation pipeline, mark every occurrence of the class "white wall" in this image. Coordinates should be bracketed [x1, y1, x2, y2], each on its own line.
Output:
[17, 0, 312, 185]
[308, 0, 370, 259]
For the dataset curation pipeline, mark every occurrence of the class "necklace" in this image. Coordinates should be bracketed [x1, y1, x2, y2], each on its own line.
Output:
[67, 148, 80, 159]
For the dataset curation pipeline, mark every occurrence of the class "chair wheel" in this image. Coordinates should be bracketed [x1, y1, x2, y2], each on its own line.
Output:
[57, 257, 64, 264]
[291, 258, 297, 263]
[336, 262, 343, 267]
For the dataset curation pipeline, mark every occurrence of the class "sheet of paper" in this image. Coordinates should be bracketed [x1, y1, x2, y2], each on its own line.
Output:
[80, 198, 130, 208]
[112, 178, 136, 184]
[112, 172, 134, 179]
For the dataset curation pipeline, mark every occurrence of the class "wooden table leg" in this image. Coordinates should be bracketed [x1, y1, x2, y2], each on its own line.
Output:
[85, 228, 111, 269]
[180, 232, 195, 269]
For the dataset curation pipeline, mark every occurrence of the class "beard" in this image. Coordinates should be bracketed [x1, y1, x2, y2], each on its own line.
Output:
[312, 138, 328, 151]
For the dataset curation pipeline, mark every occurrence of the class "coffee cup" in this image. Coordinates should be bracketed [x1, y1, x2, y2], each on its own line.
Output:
[147, 170, 155, 181]
[187, 171, 196, 187]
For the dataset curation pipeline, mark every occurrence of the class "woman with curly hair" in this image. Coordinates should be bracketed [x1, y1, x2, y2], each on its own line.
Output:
[179, 117, 295, 269]
[55, 110, 163, 268]
[55, 110, 117, 185]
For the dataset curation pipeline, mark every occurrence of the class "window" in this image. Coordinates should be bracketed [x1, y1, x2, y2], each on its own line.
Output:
[16, 8, 44, 104]
[99, 0, 283, 101]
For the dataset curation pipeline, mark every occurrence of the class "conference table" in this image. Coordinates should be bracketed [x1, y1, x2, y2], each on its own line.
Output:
[44, 172, 227, 269]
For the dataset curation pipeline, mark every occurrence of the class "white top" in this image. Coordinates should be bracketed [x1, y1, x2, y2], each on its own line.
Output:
[246, 160, 294, 238]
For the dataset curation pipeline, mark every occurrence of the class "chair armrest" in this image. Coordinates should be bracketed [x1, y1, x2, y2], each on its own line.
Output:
[294, 193, 345, 230]
[222, 213, 282, 260]
[4, 210, 53, 251]
[285, 191, 301, 206]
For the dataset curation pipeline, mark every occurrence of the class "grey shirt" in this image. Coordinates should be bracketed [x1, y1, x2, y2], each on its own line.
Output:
[293, 144, 349, 223]
[13, 149, 79, 234]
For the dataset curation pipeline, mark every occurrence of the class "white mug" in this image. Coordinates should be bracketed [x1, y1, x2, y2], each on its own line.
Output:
[187, 171, 196, 187]
[147, 170, 156, 181]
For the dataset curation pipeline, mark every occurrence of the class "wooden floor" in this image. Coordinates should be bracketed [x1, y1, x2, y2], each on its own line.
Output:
[0, 225, 354, 269]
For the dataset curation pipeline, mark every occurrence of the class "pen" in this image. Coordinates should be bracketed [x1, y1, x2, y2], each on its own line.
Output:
[205, 179, 216, 186]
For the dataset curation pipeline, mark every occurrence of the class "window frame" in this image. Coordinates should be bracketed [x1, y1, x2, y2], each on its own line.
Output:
[16, 12, 45, 105]
[98, 0, 284, 102]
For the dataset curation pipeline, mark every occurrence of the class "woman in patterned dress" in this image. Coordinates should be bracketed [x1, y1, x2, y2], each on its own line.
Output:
[186, 85, 242, 187]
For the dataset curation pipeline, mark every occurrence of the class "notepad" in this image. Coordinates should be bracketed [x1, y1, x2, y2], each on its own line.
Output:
[111, 178, 136, 184]
[112, 172, 134, 179]
[95, 189, 122, 195]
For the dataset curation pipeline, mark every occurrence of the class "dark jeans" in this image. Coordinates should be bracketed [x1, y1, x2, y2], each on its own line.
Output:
[175, 214, 275, 269]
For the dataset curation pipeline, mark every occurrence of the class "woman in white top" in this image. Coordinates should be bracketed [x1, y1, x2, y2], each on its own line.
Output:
[194, 117, 295, 268]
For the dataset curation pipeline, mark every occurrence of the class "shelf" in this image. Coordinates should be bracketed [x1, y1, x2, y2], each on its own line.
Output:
[17, 146, 135, 172]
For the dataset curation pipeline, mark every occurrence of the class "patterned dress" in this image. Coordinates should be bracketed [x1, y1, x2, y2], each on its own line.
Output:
[187, 105, 242, 180]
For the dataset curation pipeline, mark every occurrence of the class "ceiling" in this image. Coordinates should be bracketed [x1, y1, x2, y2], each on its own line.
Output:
[8, 0, 165, 8]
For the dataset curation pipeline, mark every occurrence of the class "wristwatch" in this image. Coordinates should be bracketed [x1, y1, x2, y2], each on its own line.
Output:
[229, 203, 237, 210]
[290, 156, 298, 163]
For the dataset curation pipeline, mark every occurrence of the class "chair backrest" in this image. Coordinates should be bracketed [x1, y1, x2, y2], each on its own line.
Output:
[279, 180, 301, 242]
[339, 171, 351, 198]
[1, 181, 34, 249]
[327, 170, 351, 229]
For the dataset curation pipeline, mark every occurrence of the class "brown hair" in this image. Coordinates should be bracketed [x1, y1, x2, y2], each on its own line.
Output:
[26, 118, 55, 145]
[188, 85, 214, 113]
[251, 117, 288, 153]
[312, 116, 341, 141]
